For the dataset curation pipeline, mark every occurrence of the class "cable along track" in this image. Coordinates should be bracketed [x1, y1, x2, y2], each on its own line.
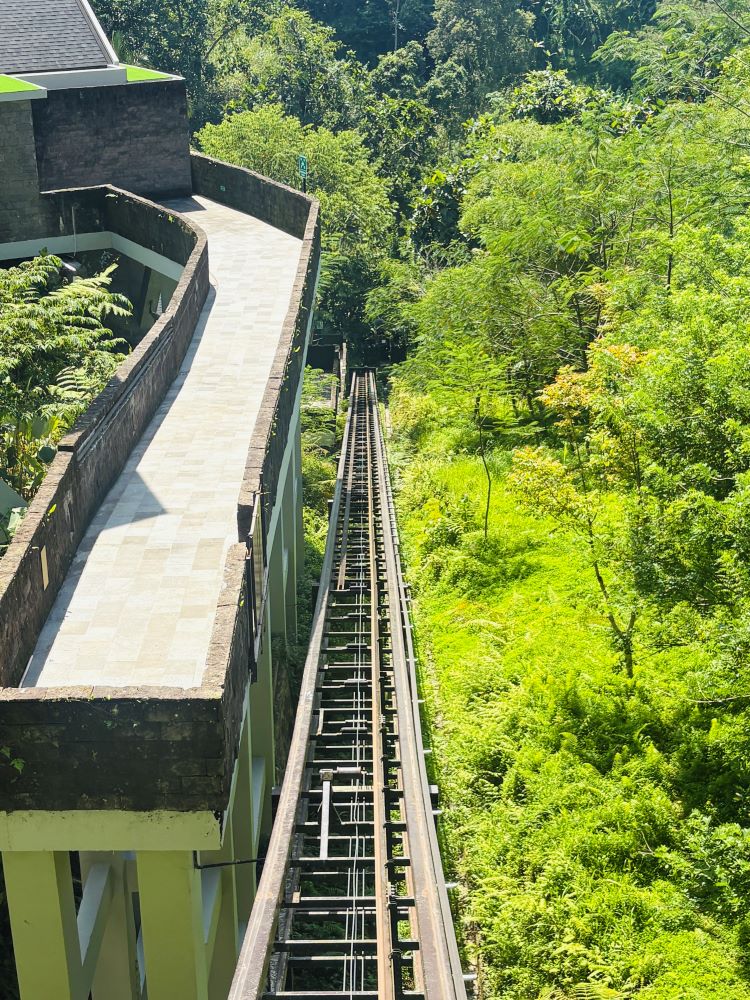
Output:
[230, 369, 467, 1000]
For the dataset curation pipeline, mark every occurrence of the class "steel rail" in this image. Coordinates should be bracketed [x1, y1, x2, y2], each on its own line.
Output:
[228, 374, 360, 1000]
[228, 370, 467, 1000]
[366, 377, 396, 1000]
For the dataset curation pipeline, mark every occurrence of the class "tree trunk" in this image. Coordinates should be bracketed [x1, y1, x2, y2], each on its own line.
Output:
[481, 447, 492, 540]
[592, 558, 637, 679]
[477, 414, 492, 540]
[622, 636, 634, 680]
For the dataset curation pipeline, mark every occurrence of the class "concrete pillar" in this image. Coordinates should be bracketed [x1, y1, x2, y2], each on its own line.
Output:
[233, 703, 257, 922]
[281, 456, 299, 643]
[79, 851, 138, 1000]
[203, 811, 239, 1000]
[251, 599, 275, 835]
[137, 851, 208, 1000]
[3, 850, 83, 1000]
[268, 525, 287, 642]
[294, 415, 306, 583]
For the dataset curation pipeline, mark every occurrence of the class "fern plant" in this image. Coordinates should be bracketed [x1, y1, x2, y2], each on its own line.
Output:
[0, 254, 130, 499]
[539, 981, 624, 999]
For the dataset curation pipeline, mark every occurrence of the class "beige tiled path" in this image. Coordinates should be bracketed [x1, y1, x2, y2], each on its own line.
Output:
[24, 196, 302, 689]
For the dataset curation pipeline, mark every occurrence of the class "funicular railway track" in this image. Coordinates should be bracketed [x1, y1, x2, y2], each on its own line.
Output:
[230, 370, 467, 1000]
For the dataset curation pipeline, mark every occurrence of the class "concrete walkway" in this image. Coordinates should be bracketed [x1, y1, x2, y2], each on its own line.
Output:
[23, 196, 302, 689]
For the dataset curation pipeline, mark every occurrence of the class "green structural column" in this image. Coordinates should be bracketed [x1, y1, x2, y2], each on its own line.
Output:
[251, 598, 276, 836]
[204, 809, 239, 1000]
[268, 524, 288, 642]
[294, 416, 305, 583]
[233, 701, 257, 922]
[137, 851, 208, 1000]
[3, 850, 83, 1000]
[79, 851, 138, 1000]
[282, 439, 299, 642]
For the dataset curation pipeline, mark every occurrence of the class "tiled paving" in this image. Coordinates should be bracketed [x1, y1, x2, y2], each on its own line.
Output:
[23, 196, 302, 689]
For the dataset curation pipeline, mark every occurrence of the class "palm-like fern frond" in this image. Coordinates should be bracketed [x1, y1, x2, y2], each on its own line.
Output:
[0, 253, 132, 497]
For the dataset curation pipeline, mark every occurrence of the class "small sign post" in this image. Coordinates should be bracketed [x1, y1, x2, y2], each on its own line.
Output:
[297, 154, 308, 193]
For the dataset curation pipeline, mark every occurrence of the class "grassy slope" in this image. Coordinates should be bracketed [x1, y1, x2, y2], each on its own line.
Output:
[393, 437, 750, 1000]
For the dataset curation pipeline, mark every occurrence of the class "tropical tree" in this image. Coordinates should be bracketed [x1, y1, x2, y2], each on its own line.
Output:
[400, 314, 506, 537]
[527, 0, 655, 78]
[510, 343, 648, 677]
[364, 257, 422, 357]
[234, 9, 372, 129]
[299, 0, 434, 64]
[426, 0, 533, 117]
[93, 0, 210, 87]
[370, 41, 428, 98]
[196, 103, 393, 341]
[594, 0, 750, 98]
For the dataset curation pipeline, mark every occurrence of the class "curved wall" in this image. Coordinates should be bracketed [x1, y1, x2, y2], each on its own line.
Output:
[0, 162, 321, 814]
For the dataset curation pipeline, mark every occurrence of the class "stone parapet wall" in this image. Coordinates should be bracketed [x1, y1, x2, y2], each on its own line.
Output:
[192, 154, 321, 804]
[191, 152, 312, 240]
[0, 546, 247, 812]
[0, 165, 321, 815]
[189, 156, 322, 539]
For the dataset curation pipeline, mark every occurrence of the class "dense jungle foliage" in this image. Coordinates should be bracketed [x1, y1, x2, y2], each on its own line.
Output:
[386, 28, 750, 1000]
[3, 0, 750, 994]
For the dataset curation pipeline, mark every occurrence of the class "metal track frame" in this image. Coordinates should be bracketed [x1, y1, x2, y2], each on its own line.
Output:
[229, 370, 467, 1000]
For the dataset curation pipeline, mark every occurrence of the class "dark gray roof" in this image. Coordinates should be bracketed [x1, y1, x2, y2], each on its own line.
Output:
[0, 0, 115, 75]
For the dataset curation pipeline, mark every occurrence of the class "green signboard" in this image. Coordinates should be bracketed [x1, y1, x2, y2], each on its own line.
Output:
[297, 155, 308, 180]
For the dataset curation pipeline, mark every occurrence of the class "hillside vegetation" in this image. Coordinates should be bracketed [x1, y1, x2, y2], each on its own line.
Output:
[82, 0, 750, 995]
[383, 31, 750, 995]
[392, 405, 750, 998]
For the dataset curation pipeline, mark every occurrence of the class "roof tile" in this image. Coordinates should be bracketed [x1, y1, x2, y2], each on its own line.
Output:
[0, 0, 113, 75]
